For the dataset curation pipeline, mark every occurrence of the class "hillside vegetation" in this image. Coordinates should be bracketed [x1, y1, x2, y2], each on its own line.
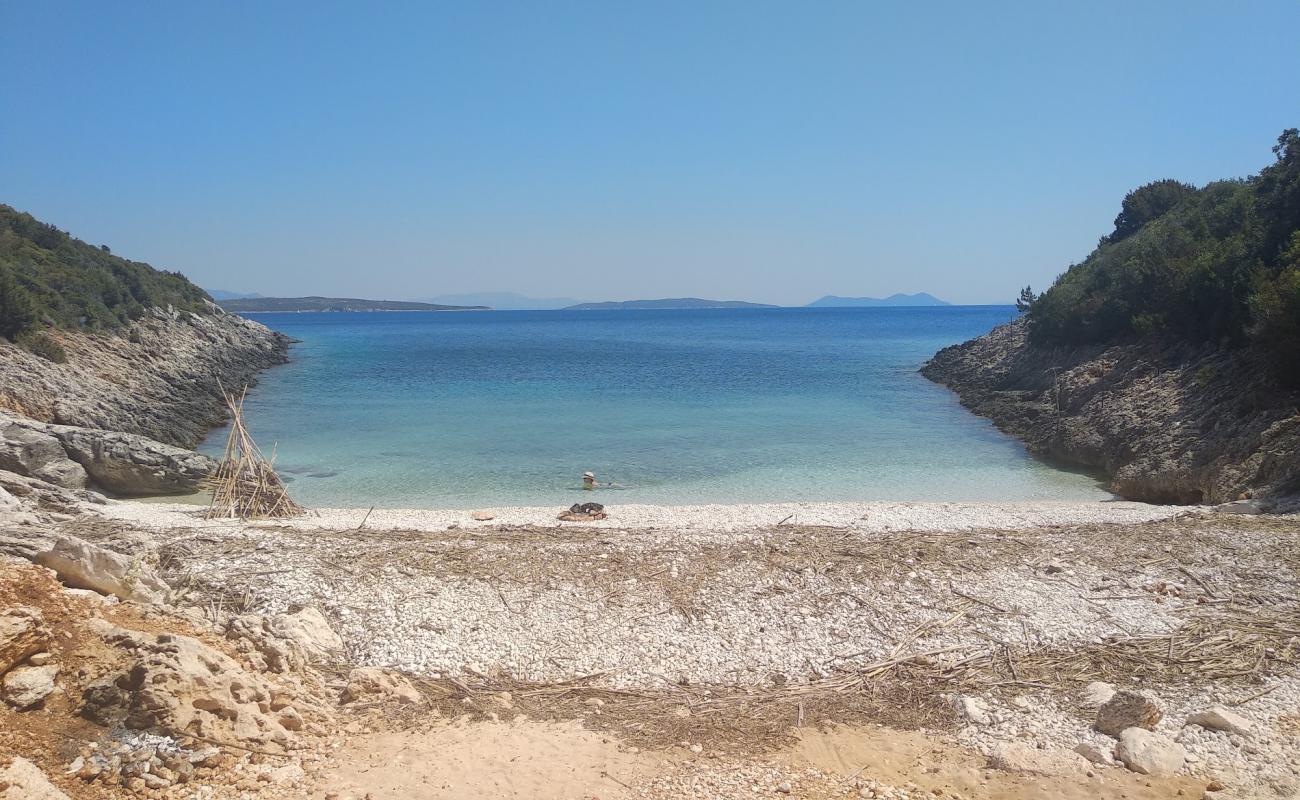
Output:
[0, 204, 210, 340]
[1026, 129, 1300, 383]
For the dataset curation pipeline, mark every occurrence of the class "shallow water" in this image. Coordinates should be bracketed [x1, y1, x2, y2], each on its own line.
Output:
[201, 307, 1109, 508]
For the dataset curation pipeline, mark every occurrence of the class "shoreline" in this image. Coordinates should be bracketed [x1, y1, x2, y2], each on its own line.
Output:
[99, 496, 1185, 533]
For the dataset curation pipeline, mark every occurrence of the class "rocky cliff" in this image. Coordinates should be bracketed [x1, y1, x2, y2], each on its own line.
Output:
[0, 303, 288, 450]
[921, 318, 1300, 504]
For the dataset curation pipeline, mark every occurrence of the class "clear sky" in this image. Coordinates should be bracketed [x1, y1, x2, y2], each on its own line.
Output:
[2, 2, 1297, 305]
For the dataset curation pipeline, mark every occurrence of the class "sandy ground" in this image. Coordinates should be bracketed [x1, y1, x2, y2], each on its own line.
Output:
[322, 717, 1208, 800]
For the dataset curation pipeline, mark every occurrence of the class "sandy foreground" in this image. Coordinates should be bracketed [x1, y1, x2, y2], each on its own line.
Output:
[5, 496, 1297, 799]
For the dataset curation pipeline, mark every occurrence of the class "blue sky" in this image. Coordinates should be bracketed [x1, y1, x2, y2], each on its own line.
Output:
[2, 2, 1297, 305]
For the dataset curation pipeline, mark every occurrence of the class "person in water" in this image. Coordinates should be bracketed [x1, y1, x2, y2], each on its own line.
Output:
[583, 471, 598, 490]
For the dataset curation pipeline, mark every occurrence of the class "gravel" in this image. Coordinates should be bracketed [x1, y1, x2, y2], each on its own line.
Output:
[85, 498, 1299, 794]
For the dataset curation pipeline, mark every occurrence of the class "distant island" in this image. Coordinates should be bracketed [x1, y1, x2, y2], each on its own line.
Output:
[218, 296, 487, 313]
[565, 298, 778, 310]
[207, 289, 265, 301]
[806, 292, 950, 307]
[425, 291, 582, 310]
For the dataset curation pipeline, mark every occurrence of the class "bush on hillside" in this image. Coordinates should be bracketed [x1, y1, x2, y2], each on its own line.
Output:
[18, 331, 67, 363]
[1027, 128, 1300, 385]
[0, 205, 211, 339]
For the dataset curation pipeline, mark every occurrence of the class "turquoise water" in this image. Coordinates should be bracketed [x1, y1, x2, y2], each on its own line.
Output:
[201, 307, 1109, 508]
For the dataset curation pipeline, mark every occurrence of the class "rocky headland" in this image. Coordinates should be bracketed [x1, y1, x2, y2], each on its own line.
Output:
[922, 317, 1300, 505]
[0, 304, 288, 501]
[0, 303, 289, 450]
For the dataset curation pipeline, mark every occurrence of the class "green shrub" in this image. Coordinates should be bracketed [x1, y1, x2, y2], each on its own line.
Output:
[18, 331, 67, 363]
[0, 204, 211, 339]
[1027, 128, 1300, 385]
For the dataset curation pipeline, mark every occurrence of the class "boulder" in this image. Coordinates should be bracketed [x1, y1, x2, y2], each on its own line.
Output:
[0, 756, 71, 800]
[987, 742, 1088, 777]
[0, 422, 87, 489]
[2, 664, 58, 709]
[0, 606, 49, 674]
[1079, 681, 1116, 708]
[266, 607, 345, 661]
[36, 536, 169, 604]
[81, 626, 310, 748]
[1187, 705, 1253, 736]
[226, 614, 307, 673]
[0, 469, 104, 515]
[340, 666, 425, 706]
[1116, 727, 1185, 776]
[52, 426, 215, 496]
[1096, 690, 1163, 736]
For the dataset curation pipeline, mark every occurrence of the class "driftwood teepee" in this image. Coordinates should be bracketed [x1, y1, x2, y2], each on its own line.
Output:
[205, 385, 304, 519]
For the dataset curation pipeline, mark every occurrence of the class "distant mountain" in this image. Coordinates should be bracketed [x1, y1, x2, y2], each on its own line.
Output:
[424, 291, 581, 310]
[207, 289, 264, 300]
[807, 292, 950, 307]
[218, 296, 486, 313]
[565, 298, 778, 310]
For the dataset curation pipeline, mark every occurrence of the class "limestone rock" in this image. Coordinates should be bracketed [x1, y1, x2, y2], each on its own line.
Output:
[920, 316, 1300, 504]
[988, 742, 1088, 777]
[472, 511, 495, 521]
[226, 614, 307, 673]
[1187, 705, 1253, 736]
[36, 536, 169, 604]
[0, 468, 104, 517]
[52, 426, 215, 496]
[2, 664, 58, 708]
[81, 627, 309, 748]
[340, 666, 424, 706]
[0, 756, 72, 800]
[0, 311, 289, 451]
[1074, 741, 1115, 765]
[953, 694, 992, 726]
[266, 607, 345, 661]
[0, 421, 87, 488]
[1096, 690, 1163, 736]
[1116, 727, 1185, 776]
[0, 606, 49, 674]
[1079, 681, 1116, 708]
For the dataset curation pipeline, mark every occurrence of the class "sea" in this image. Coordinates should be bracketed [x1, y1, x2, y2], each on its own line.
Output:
[200, 306, 1109, 509]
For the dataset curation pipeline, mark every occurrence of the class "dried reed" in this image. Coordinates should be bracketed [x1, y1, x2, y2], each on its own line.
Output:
[204, 385, 304, 519]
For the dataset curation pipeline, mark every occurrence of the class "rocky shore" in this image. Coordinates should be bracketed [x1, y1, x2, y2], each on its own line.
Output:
[0, 303, 289, 450]
[921, 317, 1300, 505]
[0, 304, 288, 501]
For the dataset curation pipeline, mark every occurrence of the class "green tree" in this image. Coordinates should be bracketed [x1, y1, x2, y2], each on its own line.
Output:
[1015, 285, 1037, 313]
[0, 265, 37, 339]
[1108, 179, 1197, 243]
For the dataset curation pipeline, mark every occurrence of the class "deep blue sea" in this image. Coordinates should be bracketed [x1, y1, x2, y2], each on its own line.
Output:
[201, 307, 1108, 508]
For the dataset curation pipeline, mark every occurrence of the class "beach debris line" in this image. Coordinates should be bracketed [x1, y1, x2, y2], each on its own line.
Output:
[205, 385, 304, 519]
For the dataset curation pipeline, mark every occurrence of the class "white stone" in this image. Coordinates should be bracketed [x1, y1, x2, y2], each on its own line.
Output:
[2, 664, 58, 709]
[1116, 727, 1185, 776]
[1074, 741, 1114, 765]
[988, 743, 1088, 777]
[0, 756, 72, 800]
[1186, 705, 1253, 736]
[267, 607, 344, 660]
[953, 695, 992, 726]
[1079, 681, 1116, 708]
[36, 536, 169, 604]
